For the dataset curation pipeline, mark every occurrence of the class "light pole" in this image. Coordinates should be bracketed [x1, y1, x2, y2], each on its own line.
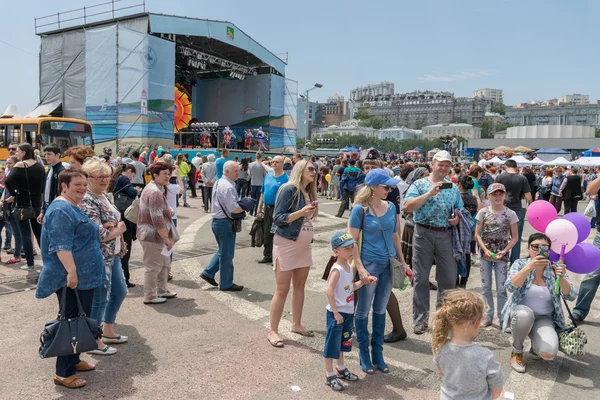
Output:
[302, 83, 323, 141]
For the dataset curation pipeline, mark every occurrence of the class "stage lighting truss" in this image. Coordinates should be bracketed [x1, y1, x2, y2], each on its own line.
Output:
[178, 45, 257, 76]
[188, 122, 219, 132]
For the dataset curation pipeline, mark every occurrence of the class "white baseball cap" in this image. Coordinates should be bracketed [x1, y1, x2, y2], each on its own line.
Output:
[432, 150, 452, 163]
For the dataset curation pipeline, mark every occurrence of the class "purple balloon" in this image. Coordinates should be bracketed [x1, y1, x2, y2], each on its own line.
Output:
[563, 212, 592, 244]
[549, 250, 560, 262]
[563, 243, 600, 274]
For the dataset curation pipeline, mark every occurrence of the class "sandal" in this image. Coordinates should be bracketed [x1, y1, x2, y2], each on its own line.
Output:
[76, 361, 96, 372]
[267, 337, 284, 348]
[6, 258, 22, 265]
[291, 329, 315, 337]
[53, 375, 87, 388]
[336, 368, 359, 381]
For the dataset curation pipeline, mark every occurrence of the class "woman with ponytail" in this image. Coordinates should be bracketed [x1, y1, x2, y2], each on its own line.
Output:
[432, 289, 504, 400]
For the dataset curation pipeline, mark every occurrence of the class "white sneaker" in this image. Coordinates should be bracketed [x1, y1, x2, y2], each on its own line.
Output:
[143, 297, 167, 304]
[158, 291, 177, 299]
[88, 345, 117, 355]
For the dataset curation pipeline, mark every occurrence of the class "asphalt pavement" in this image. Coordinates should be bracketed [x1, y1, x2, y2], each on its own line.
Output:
[1, 195, 599, 399]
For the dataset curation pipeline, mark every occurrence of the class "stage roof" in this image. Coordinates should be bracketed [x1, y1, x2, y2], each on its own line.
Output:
[36, 11, 286, 76]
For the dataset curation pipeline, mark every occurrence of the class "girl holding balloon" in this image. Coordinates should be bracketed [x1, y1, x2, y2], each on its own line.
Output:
[501, 232, 577, 374]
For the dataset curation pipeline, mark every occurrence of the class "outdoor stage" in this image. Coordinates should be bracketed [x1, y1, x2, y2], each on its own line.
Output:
[33, 1, 298, 153]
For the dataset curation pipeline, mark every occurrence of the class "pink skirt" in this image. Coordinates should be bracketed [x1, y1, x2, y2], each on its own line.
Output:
[273, 219, 313, 271]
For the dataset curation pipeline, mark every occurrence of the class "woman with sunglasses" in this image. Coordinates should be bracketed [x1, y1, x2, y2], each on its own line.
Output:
[267, 160, 318, 348]
[349, 169, 410, 374]
[502, 232, 577, 374]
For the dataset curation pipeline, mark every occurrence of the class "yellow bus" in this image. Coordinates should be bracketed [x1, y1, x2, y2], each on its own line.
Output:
[0, 117, 93, 161]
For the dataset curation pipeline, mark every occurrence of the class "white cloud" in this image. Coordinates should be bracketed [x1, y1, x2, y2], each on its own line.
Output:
[417, 69, 495, 82]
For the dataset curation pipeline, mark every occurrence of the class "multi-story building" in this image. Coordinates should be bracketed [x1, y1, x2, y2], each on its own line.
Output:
[350, 81, 394, 101]
[296, 99, 323, 138]
[505, 103, 600, 128]
[423, 123, 481, 139]
[473, 88, 503, 103]
[363, 91, 492, 129]
[322, 100, 349, 126]
[312, 124, 420, 142]
[327, 93, 345, 103]
[379, 126, 421, 140]
[558, 94, 589, 105]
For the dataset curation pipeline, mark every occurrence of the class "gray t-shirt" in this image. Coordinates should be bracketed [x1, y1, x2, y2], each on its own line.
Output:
[249, 160, 266, 186]
[434, 342, 504, 400]
[129, 160, 147, 184]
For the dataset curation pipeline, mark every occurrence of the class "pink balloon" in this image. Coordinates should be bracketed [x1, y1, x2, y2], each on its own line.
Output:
[528, 200, 558, 232]
[563, 212, 592, 244]
[545, 219, 578, 254]
[563, 243, 600, 274]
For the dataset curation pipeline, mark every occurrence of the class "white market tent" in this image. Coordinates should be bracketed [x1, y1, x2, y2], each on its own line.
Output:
[544, 157, 575, 166]
[486, 156, 505, 165]
[508, 155, 533, 166]
[575, 157, 600, 167]
[530, 156, 546, 165]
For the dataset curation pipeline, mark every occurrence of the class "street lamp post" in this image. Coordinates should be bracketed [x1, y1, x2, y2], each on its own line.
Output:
[303, 83, 322, 141]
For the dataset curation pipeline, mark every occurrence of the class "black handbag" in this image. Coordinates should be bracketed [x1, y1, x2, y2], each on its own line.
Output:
[39, 287, 101, 359]
[114, 183, 134, 212]
[13, 163, 38, 221]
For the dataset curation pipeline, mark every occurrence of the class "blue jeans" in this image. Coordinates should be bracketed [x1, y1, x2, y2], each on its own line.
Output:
[236, 179, 248, 199]
[17, 214, 42, 267]
[91, 257, 127, 326]
[510, 208, 525, 265]
[8, 212, 22, 259]
[202, 219, 236, 289]
[573, 232, 600, 319]
[181, 177, 188, 203]
[480, 259, 508, 323]
[355, 260, 392, 319]
[250, 185, 262, 215]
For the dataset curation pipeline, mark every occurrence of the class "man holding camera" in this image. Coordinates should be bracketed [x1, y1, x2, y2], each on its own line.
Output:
[403, 150, 463, 334]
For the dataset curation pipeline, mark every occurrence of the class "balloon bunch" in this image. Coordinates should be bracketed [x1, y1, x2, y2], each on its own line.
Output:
[528, 200, 600, 293]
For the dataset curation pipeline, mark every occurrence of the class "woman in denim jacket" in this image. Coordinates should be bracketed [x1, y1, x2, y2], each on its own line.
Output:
[267, 160, 318, 347]
[80, 158, 128, 356]
[36, 169, 105, 389]
[502, 232, 577, 374]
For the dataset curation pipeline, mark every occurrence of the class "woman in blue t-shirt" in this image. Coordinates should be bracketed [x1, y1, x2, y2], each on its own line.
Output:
[348, 169, 410, 374]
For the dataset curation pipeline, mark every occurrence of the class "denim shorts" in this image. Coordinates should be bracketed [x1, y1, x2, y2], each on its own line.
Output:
[322, 310, 354, 359]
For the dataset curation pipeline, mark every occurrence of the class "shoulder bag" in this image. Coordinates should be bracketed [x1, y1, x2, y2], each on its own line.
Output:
[370, 202, 405, 289]
[39, 287, 101, 359]
[214, 180, 242, 232]
[558, 296, 587, 356]
[13, 163, 38, 221]
[114, 180, 135, 212]
[322, 206, 366, 281]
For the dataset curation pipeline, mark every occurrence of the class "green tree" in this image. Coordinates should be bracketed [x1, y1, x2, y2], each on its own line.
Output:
[296, 137, 305, 149]
[479, 120, 494, 138]
[355, 109, 370, 120]
[596, 129, 600, 138]
[492, 103, 506, 115]
[414, 120, 426, 130]
[370, 117, 384, 130]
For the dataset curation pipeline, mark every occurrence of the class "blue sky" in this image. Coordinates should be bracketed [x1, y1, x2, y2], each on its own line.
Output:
[1, 0, 598, 114]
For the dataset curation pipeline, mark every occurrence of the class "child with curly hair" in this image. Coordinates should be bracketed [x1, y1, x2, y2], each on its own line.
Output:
[432, 289, 505, 399]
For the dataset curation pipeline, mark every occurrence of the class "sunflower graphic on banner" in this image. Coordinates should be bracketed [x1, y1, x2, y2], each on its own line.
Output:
[174, 83, 192, 132]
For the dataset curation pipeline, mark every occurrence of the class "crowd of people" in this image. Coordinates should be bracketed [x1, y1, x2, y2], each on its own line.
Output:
[10, 142, 596, 396]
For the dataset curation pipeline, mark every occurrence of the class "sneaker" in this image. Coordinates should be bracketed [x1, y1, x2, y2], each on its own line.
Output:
[505, 326, 512, 334]
[510, 352, 526, 373]
[572, 313, 584, 322]
[158, 291, 177, 299]
[325, 375, 344, 391]
[6, 248, 14, 254]
[336, 368, 359, 381]
[88, 345, 117, 356]
[482, 317, 493, 327]
[529, 348, 542, 360]
[126, 281, 136, 288]
[3, 245, 10, 250]
[413, 323, 428, 335]
[183, 203, 191, 208]
[102, 335, 129, 344]
[20, 265, 35, 271]
[143, 297, 168, 304]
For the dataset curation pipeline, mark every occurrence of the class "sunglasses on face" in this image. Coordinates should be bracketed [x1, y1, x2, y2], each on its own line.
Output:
[305, 166, 316, 173]
[378, 185, 393, 192]
[530, 244, 550, 251]
[8, 148, 16, 151]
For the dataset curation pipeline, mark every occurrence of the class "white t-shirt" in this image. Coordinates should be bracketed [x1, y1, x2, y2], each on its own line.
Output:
[166, 183, 181, 219]
[191, 156, 202, 170]
[478, 159, 487, 170]
[326, 263, 355, 314]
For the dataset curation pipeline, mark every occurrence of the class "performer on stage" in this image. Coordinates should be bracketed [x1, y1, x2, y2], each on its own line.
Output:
[223, 126, 233, 149]
[201, 128, 211, 148]
[245, 129, 253, 150]
[256, 127, 269, 151]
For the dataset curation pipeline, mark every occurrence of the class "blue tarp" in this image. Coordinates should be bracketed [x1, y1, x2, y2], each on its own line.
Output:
[413, 146, 425, 153]
[583, 147, 600, 157]
[342, 146, 359, 152]
[536, 148, 569, 154]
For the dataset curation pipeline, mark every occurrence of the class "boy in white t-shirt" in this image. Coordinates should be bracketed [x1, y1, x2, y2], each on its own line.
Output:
[323, 232, 377, 391]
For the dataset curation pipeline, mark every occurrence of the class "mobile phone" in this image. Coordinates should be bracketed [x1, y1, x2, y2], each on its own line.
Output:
[441, 182, 453, 190]
[311, 200, 318, 208]
[539, 247, 549, 259]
